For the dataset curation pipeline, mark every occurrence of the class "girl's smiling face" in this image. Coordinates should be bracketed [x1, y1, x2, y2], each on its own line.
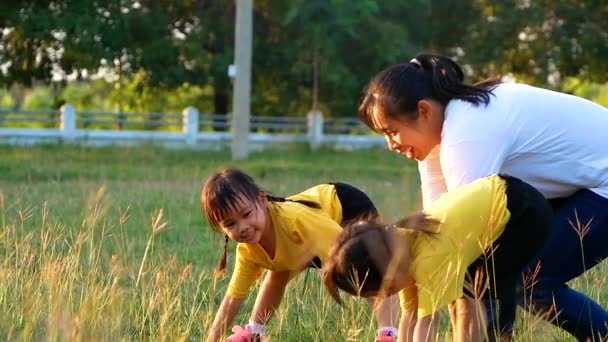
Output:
[219, 194, 270, 244]
[370, 99, 443, 161]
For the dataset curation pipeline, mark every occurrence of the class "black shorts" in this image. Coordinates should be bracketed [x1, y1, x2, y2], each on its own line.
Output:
[464, 174, 552, 338]
[309, 182, 378, 268]
[329, 182, 379, 225]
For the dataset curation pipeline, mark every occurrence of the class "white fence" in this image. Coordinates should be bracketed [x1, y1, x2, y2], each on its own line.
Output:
[0, 104, 385, 150]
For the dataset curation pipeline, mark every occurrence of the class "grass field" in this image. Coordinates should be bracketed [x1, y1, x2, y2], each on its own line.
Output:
[0, 144, 604, 340]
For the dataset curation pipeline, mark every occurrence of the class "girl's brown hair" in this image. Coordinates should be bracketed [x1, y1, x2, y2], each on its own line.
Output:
[323, 213, 439, 303]
[201, 167, 321, 276]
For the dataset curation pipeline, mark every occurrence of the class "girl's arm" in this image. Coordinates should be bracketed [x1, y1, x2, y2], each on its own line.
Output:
[398, 310, 417, 342]
[370, 295, 401, 330]
[413, 314, 440, 342]
[398, 281, 418, 342]
[250, 270, 292, 324]
[207, 295, 245, 342]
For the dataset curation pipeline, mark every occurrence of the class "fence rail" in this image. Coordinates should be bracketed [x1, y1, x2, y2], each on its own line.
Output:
[0, 104, 385, 150]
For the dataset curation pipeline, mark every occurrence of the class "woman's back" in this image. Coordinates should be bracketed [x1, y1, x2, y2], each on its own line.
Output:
[440, 82, 608, 198]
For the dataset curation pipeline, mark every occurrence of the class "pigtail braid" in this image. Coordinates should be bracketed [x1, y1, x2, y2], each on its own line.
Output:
[391, 212, 440, 234]
[214, 235, 229, 278]
[266, 194, 321, 209]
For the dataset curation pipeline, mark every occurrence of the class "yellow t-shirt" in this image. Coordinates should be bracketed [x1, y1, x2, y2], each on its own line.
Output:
[399, 175, 510, 318]
[226, 183, 343, 298]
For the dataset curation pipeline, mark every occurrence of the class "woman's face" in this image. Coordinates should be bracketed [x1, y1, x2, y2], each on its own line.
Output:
[371, 99, 443, 161]
[218, 194, 270, 244]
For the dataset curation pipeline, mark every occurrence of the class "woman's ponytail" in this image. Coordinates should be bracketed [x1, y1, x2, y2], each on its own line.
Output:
[415, 53, 497, 106]
[359, 52, 501, 128]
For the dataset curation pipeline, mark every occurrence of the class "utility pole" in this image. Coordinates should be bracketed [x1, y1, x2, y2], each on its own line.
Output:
[231, 0, 253, 160]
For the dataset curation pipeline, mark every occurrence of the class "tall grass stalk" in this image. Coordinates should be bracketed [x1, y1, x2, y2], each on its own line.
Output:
[0, 144, 605, 340]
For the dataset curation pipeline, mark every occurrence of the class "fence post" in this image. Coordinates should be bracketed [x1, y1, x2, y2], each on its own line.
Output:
[307, 110, 323, 150]
[60, 103, 76, 141]
[183, 106, 199, 146]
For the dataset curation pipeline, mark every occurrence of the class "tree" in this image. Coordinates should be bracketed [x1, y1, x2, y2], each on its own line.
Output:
[2, 0, 606, 119]
[462, 0, 608, 86]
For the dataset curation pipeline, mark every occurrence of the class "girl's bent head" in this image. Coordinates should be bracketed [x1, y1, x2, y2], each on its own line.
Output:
[323, 220, 407, 302]
[323, 214, 438, 303]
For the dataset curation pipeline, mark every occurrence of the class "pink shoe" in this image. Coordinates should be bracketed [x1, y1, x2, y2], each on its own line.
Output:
[226, 325, 262, 342]
[374, 327, 397, 342]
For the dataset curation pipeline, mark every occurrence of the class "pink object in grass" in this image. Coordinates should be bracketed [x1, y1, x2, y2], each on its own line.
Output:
[374, 327, 397, 342]
[226, 325, 261, 342]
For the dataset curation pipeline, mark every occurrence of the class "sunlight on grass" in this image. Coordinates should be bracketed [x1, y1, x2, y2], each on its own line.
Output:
[0, 145, 605, 340]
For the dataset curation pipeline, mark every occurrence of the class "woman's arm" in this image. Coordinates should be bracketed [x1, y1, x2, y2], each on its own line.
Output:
[250, 270, 292, 324]
[418, 146, 447, 208]
[207, 295, 245, 342]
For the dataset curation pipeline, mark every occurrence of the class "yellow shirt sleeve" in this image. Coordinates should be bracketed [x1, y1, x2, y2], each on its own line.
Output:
[399, 284, 418, 313]
[287, 210, 343, 266]
[226, 246, 263, 298]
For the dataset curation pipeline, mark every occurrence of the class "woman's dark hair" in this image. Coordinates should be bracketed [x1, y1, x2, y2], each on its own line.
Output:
[358, 53, 501, 130]
[201, 167, 321, 275]
[322, 213, 439, 303]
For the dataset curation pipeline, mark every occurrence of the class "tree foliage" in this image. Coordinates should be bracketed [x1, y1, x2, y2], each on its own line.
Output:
[462, 0, 608, 85]
[1, 0, 606, 117]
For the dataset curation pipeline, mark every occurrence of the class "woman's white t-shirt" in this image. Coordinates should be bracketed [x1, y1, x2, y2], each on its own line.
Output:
[419, 82, 608, 207]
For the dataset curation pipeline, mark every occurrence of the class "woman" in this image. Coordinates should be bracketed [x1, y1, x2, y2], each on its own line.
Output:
[357, 53, 608, 341]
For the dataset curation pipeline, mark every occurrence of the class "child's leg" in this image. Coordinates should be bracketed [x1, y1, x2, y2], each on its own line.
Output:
[448, 302, 458, 336]
[452, 298, 486, 342]
[468, 175, 552, 340]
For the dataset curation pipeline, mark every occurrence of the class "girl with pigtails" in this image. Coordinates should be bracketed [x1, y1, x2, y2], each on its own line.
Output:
[323, 174, 552, 341]
[357, 53, 608, 340]
[202, 167, 399, 342]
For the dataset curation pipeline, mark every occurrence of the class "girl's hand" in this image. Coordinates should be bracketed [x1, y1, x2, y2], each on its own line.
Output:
[226, 325, 262, 342]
